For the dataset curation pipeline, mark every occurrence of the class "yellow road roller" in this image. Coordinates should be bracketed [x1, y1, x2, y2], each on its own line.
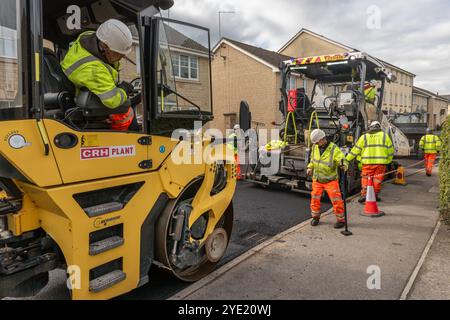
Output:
[0, 0, 236, 300]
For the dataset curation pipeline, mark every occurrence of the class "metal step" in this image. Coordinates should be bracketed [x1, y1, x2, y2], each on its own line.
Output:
[89, 236, 124, 256]
[84, 202, 124, 218]
[89, 270, 126, 293]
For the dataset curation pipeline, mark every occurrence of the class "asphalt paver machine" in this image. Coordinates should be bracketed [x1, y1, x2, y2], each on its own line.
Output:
[248, 51, 409, 194]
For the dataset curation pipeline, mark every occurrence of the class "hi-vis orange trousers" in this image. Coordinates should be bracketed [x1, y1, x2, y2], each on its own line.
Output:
[361, 165, 386, 197]
[424, 153, 437, 176]
[311, 180, 345, 223]
[234, 154, 242, 180]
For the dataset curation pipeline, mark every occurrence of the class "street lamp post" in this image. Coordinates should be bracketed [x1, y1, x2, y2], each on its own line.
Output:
[218, 11, 235, 38]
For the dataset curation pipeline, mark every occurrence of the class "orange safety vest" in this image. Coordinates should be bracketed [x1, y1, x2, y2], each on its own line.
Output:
[111, 107, 135, 131]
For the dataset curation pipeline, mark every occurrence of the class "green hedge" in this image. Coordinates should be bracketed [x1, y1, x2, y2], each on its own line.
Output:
[439, 116, 450, 225]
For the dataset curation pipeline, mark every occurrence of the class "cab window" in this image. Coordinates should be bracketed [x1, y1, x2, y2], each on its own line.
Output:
[156, 19, 212, 116]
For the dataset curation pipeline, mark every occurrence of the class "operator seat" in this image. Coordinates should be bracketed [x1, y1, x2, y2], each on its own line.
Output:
[42, 48, 76, 118]
[295, 88, 312, 119]
[42, 48, 130, 129]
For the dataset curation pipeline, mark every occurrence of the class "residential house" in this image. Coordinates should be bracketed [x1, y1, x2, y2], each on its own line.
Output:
[211, 38, 292, 133]
[442, 94, 450, 116]
[413, 87, 449, 130]
[0, 20, 20, 110]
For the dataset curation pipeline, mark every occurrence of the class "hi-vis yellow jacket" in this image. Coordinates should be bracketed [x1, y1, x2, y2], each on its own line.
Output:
[420, 135, 442, 154]
[346, 131, 394, 165]
[308, 142, 346, 183]
[61, 31, 127, 109]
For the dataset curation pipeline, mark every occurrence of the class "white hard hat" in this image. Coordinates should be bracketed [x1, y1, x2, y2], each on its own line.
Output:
[310, 129, 326, 144]
[370, 80, 378, 86]
[234, 124, 241, 130]
[369, 121, 381, 129]
[96, 19, 133, 55]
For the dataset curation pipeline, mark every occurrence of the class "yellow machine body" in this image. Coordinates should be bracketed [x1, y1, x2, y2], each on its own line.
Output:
[0, 119, 236, 300]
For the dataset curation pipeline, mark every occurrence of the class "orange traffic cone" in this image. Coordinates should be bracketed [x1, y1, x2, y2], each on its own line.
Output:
[361, 177, 385, 218]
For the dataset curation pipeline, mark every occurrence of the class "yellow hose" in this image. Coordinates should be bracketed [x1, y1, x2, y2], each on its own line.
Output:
[307, 111, 320, 148]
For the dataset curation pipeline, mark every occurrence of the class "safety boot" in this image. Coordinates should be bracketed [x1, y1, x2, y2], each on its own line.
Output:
[334, 222, 345, 229]
[311, 218, 320, 227]
[358, 197, 366, 204]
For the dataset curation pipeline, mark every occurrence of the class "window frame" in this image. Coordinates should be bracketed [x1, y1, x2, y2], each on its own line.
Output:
[151, 17, 213, 121]
[172, 53, 199, 81]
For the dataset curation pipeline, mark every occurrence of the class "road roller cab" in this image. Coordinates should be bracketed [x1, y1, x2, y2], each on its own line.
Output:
[0, 0, 236, 300]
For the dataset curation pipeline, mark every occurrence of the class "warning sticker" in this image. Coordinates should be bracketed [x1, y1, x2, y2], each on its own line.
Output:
[81, 146, 136, 160]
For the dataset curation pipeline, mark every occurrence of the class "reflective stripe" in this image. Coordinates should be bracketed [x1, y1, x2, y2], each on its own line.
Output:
[97, 87, 121, 101]
[312, 159, 333, 167]
[364, 144, 391, 148]
[330, 197, 343, 202]
[364, 135, 368, 147]
[354, 146, 362, 151]
[113, 108, 134, 124]
[311, 195, 322, 199]
[383, 132, 387, 146]
[361, 156, 390, 160]
[64, 56, 99, 77]
[314, 173, 338, 181]
[329, 145, 337, 167]
[64, 55, 115, 80]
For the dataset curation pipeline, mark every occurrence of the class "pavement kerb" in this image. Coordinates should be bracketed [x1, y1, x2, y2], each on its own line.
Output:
[169, 167, 428, 300]
[399, 219, 442, 300]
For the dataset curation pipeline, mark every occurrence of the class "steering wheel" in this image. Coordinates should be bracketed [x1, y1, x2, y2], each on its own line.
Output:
[130, 78, 142, 95]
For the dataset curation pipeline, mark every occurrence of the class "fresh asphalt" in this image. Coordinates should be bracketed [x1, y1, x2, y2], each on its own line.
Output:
[6, 159, 420, 300]
[121, 181, 325, 300]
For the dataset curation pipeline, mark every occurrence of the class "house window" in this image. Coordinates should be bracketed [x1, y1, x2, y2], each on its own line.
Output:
[172, 54, 199, 80]
[0, 27, 18, 58]
[287, 76, 296, 91]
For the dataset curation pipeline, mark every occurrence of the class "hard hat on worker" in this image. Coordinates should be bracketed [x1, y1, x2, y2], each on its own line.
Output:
[369, 121, 381, 130]
[96, 19, 133, 55]
[234, 124, 241, 131]
[310, 129, 326, 144]
[426, 128, 433, 134]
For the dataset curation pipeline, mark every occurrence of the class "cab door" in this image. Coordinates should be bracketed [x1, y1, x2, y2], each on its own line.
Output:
[44, 120, 152, 184]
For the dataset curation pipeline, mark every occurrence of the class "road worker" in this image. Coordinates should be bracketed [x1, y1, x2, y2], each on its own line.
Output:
[346, 121, 394, 203]
[364, 80, 378, 122]
[364, 80, 378, 105]
[228, 125, 243, 179]
[307, 129, 348, 229]
[61, 19, 140, 131]
[420, 129, 442, 176]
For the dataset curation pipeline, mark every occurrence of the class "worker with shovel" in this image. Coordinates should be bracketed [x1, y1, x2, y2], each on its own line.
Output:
[307, 129, 348, 229]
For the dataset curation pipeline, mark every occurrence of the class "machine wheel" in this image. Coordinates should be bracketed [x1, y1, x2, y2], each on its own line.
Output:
[155, 192, 234, 282]
[205, 228, 228, 263]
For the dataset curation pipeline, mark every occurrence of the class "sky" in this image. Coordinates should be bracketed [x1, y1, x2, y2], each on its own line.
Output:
[163, 0, 450, 95]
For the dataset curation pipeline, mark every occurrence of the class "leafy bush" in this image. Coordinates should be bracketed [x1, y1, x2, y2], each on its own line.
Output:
[439, 116, 450, 224]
